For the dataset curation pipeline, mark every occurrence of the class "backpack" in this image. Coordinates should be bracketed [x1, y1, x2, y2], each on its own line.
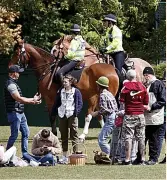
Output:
[93, 151, 111, 164]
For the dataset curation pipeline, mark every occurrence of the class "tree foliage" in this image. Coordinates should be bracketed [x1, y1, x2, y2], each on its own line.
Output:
[0, 0, 166, 64]
[0, 6, 21, 54]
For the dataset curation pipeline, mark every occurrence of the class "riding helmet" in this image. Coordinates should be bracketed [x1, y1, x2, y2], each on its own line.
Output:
[70, 24, 81, 32]
[104, 14, 117, 23]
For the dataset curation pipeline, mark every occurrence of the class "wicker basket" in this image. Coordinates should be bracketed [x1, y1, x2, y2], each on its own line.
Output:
[69, 143, 87, 166]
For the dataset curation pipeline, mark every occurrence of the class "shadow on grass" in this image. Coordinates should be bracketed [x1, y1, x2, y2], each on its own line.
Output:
[85, 137, 98, 140]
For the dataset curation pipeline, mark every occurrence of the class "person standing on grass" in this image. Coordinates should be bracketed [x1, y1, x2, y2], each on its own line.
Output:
[143, 67, 166, 165]
[4, 65, 41, 154]
[91, 76, 118, 160]
[159, 76, 166, 164]
[51, 74, 83, 164]
[119, 69, 149, 165]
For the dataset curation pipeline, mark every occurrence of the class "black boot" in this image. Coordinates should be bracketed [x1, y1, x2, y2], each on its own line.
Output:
[159, 156, 166, 164]
[60, 73, 64, 83]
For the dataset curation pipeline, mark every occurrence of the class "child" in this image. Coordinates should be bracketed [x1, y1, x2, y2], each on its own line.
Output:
[51, 74, 83, 164]
[91, 76, 118, 159]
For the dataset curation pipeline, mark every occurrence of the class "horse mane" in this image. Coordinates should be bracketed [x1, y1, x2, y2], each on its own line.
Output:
[31, 45, 55, 61]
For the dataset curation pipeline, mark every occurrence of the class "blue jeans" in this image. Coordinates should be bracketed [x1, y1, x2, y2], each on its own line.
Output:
[22, 152, 56, 165]
[110, 127, 137, 161]
[6, 112, 29, 153]
[98, 113, 115, 155]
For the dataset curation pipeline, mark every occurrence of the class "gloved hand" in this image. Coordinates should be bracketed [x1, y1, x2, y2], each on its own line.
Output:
[99, 47, 107, 54]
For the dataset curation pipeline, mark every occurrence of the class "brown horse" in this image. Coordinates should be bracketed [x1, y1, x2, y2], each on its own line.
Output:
[10, 39, 119, 140]
[10, 37, 152, 140]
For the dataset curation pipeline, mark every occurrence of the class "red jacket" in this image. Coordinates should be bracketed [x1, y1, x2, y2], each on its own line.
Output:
[119, 81, 149, 115]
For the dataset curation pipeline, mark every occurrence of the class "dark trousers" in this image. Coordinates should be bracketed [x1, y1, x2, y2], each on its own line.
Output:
[56, 60, 78, 79]
[145, 124, 165, 162]
[110, 51, 125, 74]
[157, 120, 166, 157]
[59, 115, 78, 153]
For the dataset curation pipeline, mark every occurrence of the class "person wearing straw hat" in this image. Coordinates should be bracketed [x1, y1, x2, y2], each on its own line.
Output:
[91, 76, 118, 160]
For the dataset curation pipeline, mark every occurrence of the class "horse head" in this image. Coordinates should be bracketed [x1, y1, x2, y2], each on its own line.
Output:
[10, 39, 30, 69]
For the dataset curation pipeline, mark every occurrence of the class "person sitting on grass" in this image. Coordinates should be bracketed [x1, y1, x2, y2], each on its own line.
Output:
[0, 145, 16, 167]
[22, 128, 62, 166]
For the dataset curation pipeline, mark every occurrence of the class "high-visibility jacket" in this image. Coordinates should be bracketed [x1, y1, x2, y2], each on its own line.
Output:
[103, 25, 124, 54]
[65, 35, 85, 61]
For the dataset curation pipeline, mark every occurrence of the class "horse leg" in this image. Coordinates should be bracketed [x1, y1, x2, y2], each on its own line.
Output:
[45, 97, 57, 136]
[50, 115, 57, 136]
[79, 95, 98, 140]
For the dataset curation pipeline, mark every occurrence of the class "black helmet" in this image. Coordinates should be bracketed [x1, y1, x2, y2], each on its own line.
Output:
[104, 14, 117, 23]
[70, 24, 81, 32]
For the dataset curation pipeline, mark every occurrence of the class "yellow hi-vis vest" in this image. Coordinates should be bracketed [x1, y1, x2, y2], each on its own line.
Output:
[65, 35, 85, 61]
[104, 25, 124, 54]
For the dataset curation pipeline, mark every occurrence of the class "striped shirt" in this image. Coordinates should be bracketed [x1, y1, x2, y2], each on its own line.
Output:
[99, 89, 118, 115]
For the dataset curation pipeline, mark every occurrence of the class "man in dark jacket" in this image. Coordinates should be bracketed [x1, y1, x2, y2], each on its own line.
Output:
[143, 67, 166, 165]
[119, 69, 149, 165]
[4, 65, 41, 153]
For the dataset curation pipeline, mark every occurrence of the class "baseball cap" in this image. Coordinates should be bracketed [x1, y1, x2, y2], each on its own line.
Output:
[8, 65, 24, 73]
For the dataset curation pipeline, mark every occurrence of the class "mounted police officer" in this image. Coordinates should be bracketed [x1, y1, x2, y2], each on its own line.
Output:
[100, 14, 124, 83]
[56, 24, 86, 82]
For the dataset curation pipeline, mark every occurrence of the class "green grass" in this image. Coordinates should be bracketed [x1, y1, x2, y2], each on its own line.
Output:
[0, 126, 166, 179]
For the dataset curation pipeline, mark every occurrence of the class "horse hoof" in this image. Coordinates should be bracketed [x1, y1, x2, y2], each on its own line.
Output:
[79, 134, 85, 141]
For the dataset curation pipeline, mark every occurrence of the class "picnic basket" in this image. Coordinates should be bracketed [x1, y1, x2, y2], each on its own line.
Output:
[69, 142, 87, 166]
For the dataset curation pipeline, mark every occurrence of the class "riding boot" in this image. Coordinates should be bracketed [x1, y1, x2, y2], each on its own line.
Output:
[60, 73, 64, 83]
[115, 69, 123, 87]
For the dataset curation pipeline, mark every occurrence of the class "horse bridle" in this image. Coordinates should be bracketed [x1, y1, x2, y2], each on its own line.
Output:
[18, 42, 29, 69]
[17, 42, 57, 83]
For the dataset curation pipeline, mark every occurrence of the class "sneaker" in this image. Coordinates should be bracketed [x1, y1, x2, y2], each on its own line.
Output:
[159, 157, 166, 164]
[58, 156, 68, 164]
[139, 160, 147, 165]
[30, 160, 40, 167]
[122, 160, 132, 165]
[146, 160, 157, 165]
[132, 158, 141, 165]
[8, 161, 15, 167]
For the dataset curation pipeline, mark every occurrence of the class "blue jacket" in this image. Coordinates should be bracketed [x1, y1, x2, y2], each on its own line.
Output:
[51, 87, 83, 117]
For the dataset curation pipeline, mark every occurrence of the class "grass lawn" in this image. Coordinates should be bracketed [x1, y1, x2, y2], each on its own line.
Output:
[0, 126, 166, 179]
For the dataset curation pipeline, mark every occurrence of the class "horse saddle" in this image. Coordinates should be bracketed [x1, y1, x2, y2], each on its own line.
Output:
[75, 60, 86, 70]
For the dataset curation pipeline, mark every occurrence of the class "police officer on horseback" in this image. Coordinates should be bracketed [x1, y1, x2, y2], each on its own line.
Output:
[100, 14, 125, 82]
[56, 24, 86, 82]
